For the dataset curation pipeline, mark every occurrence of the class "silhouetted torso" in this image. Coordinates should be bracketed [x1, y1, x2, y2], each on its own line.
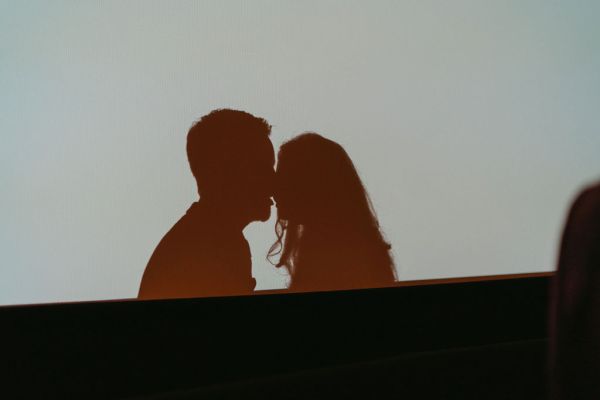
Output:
[138, 201, 256, 299]
[288, 229, 396, 293]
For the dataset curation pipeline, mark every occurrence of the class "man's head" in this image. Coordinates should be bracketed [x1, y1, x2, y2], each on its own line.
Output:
[187, 109, 275, 224]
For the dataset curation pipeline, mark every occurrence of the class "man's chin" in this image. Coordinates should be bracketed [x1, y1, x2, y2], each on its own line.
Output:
[248, 206, 272, 223]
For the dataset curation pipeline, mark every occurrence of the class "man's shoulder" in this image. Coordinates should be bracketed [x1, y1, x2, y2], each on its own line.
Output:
[138, 211, 218, 299]
[145, 207, 250, 270]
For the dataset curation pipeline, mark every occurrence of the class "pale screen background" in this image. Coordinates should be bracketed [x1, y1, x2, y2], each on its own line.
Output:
[2, 1, 599, 305]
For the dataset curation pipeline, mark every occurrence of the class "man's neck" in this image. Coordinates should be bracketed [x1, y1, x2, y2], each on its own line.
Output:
[195, 198, 250, 232]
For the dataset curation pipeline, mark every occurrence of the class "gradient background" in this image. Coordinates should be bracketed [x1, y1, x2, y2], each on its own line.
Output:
[2, 1, 599, 305]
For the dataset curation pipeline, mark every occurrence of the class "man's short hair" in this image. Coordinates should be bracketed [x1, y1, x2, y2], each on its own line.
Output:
[186, 109, 271, 196]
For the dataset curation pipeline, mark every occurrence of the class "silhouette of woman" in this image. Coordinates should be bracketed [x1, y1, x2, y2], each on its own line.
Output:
[269, 133, 397, 292]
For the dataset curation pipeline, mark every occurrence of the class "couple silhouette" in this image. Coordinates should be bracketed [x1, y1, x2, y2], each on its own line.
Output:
[138, 109, 396, 300]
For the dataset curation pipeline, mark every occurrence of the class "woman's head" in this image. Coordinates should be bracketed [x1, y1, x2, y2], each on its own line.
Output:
[269, 133, 396, 289]
[273, 133, 372, 227]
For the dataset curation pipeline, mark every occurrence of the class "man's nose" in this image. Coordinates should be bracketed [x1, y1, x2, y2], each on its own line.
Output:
[266, 170, 276, 194]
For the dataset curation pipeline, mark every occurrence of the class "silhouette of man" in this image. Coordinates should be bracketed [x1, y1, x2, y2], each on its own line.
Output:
[138, 109, 275, 299]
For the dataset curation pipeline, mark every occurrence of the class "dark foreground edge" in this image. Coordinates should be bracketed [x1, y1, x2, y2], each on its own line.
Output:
[2, 274, 551, 399]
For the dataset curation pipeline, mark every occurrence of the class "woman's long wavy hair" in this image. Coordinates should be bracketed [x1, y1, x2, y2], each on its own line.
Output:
[268, 133, 396, 290]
